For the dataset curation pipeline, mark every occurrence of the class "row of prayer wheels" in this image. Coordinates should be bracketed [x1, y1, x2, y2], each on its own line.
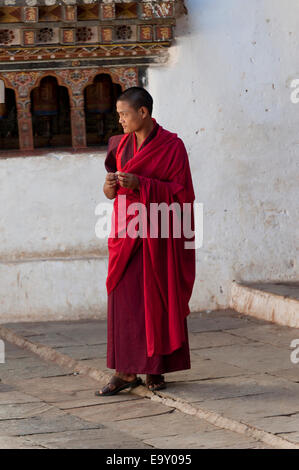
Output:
[30, 74, 116, 117]
[85, 74, 115, 114]
[0, 74, 116, 119]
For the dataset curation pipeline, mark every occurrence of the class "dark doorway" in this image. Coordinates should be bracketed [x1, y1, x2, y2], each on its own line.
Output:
[0, 88, 19, 150]
[84, 74, 123, 147]
[31, 76, 71, 148]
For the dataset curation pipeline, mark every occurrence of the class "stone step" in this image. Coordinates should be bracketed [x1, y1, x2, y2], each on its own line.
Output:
[229, 281, 299, 328]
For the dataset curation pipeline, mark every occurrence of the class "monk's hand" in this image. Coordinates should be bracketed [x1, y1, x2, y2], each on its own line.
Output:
[116, 171, 140, 190]
[105, 172, 118, 188]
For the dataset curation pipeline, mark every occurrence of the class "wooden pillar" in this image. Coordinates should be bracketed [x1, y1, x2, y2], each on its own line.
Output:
[70, 105, 87, 149]
[1, 71, 42, 151]
[16, 100, 34, 151]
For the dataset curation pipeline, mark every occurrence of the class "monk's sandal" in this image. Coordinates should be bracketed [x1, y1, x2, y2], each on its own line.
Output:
[145, 374, 166, 391]
[95, 375, 142, 396]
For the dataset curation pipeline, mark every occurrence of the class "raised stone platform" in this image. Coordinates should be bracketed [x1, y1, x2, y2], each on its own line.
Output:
[230, 281, 299, 328]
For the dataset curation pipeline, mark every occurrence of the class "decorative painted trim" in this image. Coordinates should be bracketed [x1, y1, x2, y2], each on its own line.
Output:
[0, 66, 139, 150]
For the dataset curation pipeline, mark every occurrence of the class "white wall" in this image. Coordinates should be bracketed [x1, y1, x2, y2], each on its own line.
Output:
[0, 151, 110, 322]
[148, 0, 299, 311]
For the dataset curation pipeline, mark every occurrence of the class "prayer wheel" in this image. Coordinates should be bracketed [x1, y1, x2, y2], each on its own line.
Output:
[85, 75, 113, 114]
[31, 76, 58, 116]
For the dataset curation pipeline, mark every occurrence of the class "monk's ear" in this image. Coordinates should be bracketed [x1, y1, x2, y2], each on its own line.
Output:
[139, 106, 149, 119]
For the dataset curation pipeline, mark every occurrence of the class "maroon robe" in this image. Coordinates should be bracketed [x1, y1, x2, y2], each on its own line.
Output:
[104, 119, 191, 374]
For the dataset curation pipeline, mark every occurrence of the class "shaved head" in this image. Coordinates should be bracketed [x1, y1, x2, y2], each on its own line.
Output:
[116, 86, 153, 117]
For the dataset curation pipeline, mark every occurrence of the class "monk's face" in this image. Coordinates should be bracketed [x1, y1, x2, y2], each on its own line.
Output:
[116, 99, 148, 134]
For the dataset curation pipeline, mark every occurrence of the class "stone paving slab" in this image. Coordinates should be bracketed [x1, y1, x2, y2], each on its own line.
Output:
[277, 431, 299, 444]
[142, 431, 271, 449]
[47, 389, 142, 409]
[107, 410, 273, 449]
[195, 390, 299, 425]
[186, 310, 270, 333]
[75, 357, 110, 372]
[192, 342, 297, 374]
[158, 372, 298, 403]
[0, 408, 103, 437]
[0, 390, 42, 405]
[18, 385, 142, 407]
[65, 399, 175, 424]
[188, 330, 254, 350]
[225, 323, 299, 349]
[4, 321, 107, 346]
[268, 368, 299, 383]
[108, 409, 216, 438]
[3, 343, 32, 359]
[249, 414, 299, 436]
[0, 357, 72, 380]
[3, 319, 102, 332]
[158, 355, 255, 383]
[0, 435, 45, 449]
[0, 383, 17, 393]
[23, 428, 152, 449]
[54, 344, 107, 360]
[20, 332, 85, 348]
[6, 374, 100, 394]
[0, 402, 54, 420]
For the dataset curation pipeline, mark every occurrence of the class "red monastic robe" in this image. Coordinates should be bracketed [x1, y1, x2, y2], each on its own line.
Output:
[104, 118, 196, 364]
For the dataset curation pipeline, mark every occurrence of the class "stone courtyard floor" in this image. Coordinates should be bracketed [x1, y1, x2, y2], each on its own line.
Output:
[0, 309, 299, 449]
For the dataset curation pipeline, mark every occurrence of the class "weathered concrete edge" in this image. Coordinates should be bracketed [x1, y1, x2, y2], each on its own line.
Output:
[0, 324, 298, 450]
[229, 281, 299, 328]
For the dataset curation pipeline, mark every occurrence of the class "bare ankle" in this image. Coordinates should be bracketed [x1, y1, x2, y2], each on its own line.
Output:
[118, 372, 136, 380]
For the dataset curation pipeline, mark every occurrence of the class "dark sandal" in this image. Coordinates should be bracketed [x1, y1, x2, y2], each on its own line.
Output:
[95, 375, 142, 396]
[145, 374, 166, 391]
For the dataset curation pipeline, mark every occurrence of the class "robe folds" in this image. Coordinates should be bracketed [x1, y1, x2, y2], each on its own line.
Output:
[104, 117, 196, 360]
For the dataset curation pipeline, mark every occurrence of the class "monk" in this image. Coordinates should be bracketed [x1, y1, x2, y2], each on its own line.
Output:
[95, 87, 196, 396]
